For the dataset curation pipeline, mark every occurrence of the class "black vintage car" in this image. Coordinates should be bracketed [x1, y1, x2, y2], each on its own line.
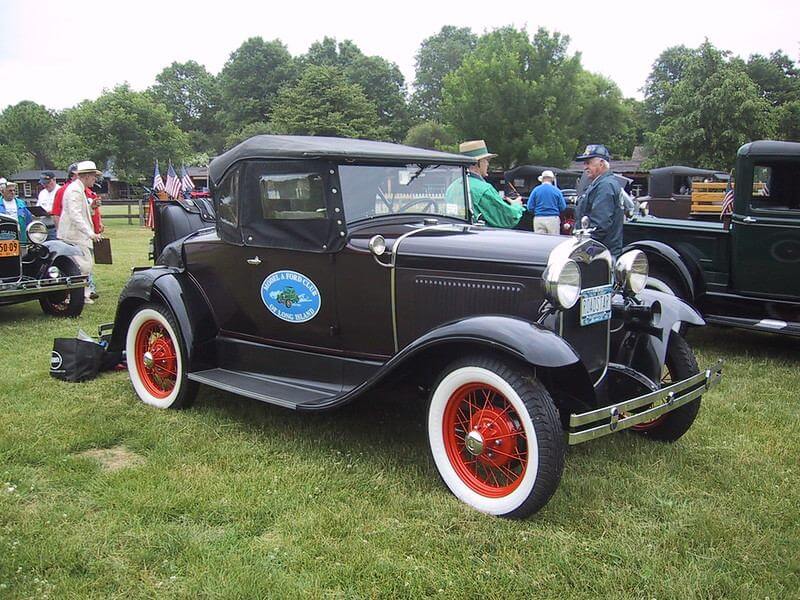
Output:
[0, 214, 88, 316]
[106, 136, 722, 518]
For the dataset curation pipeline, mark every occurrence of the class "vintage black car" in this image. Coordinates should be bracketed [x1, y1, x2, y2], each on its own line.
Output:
[106, 136, 722, 518]
[0, 214, 88, 316]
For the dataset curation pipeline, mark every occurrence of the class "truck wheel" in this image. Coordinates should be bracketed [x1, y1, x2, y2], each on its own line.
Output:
[427, 355, 565, 518]
[126, 303, 197, 409]
[632, 332, 701, 442]
[39, 258, 85, 317]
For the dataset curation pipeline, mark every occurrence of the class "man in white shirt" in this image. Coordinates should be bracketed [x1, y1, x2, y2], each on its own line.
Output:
[36, 171, 58, 213]
[57, 161, 102, 304]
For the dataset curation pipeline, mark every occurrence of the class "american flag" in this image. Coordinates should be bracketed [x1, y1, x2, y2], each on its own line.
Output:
[720, 185, 735, 219]
[165, 162, 182, 199]
[152, 160, 165, 192]
[180, 165, 194, 195]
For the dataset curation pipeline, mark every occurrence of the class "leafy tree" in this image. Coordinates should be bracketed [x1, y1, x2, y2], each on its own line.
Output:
[224, 121, 277, 150]
[148, 60, 223, 152]
[0, 145, 22, 177]
[745, 51, 800, 107]
[442, 27, 583, 169]
[573, 73, 644, 159]
[411, 26, 477, 122]
[0, 101, 58, 169]
[642, 45, 697, 130]
[646, 42, 773, 169]
[217, 37, 297, 130]
[59, 85, 190, 182]
[403, 121, 457, 152]
[775, 100, 800, 140]
[268, 66, 384, 139]
[301, 37, 409, 141]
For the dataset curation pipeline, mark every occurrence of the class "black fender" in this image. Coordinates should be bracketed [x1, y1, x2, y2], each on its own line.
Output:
[633, 289, 704, 367]
[42, 239, 84, 259]
[107, 267, 217, 368]
[622, 239, 702, 302]
[306, 315, 597, 414]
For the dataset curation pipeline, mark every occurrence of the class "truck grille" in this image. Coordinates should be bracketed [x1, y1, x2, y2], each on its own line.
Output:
[554, 238, 613, 384]
[0, 220, 21, 281]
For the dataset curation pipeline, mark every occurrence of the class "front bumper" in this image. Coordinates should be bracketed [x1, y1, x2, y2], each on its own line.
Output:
[567, 360, 723, 445]
[0, 274, 88, 299]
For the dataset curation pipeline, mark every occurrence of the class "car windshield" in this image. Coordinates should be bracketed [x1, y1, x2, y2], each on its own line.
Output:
[338, 164, 468, 223]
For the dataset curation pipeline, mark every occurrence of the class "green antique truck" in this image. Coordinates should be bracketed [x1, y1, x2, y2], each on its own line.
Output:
[623, 140, 800, 337]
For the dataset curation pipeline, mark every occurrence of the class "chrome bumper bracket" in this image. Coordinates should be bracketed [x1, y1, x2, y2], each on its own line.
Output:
[567, 360, 723, 445]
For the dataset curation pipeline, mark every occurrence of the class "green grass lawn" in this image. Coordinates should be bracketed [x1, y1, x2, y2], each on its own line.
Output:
[1, 221, 798, 598]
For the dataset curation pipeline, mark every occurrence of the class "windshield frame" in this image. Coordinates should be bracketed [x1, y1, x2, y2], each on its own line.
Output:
[337, 162, 471, 225]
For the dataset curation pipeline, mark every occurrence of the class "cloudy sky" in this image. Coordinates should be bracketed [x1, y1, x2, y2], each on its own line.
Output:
[0, 0, 797, 111]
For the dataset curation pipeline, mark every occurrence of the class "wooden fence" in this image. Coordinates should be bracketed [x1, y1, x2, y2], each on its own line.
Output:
[99, 198, 147, 226]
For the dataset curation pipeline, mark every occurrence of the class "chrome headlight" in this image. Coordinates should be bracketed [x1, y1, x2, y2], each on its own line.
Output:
[26, 220, 48, 244]
[542, 259, 581, 309]
[615, 250, 649, 294]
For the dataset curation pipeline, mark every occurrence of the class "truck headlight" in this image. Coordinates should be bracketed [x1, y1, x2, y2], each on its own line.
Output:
[26, 220, 48, 244]
[542, 259, 581, 309]
[615, 250, 649, 294]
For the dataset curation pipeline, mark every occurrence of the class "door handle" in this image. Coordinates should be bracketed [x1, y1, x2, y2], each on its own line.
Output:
[742, 216, 757, 223]
[246, 256, 262, 265]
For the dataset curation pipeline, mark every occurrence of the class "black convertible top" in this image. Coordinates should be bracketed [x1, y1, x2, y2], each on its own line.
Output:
[209, 135, 475, 184]
[738, 140, 800, 157]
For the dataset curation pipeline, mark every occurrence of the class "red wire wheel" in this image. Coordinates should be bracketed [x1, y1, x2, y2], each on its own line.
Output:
[442, 382, 528, 497]
[134, 319, 178, 399]
[631, 365, 672, 431]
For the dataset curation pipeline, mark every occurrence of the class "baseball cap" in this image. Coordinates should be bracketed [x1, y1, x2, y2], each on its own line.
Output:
[575, 144, 612, 162]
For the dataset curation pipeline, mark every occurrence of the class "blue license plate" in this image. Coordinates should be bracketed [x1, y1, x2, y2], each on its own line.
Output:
[580, 285, 613, 326]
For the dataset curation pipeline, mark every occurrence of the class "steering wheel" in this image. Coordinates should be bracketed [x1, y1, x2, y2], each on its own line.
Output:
[399, 198, 436, 213]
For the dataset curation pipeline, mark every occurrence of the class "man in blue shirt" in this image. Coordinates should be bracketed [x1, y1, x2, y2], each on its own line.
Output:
[527, 170, 566, 234]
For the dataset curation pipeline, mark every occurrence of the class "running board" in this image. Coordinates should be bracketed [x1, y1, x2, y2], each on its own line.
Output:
[188, 368, 342, 410]
[705, 314, 800, 337]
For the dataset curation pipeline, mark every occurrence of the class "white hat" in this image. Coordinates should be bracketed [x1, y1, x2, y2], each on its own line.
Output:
[538, 170, 556, 182]
[75, 160, 102, 175]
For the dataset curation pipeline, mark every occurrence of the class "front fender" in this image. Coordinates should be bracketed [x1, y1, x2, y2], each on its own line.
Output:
[635, 289, 704, 366]
[623, 239, 701, 301]
[42, 239, 84, 259]
[404, 315, 581, 368]
[108, 267, 217, 368]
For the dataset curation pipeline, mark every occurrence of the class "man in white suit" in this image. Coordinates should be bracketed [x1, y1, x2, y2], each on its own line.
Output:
[57, 160, 102, 304]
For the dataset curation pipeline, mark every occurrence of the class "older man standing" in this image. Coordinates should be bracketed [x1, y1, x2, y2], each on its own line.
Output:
[1, 182, 33, 242]
[452, 140, 524, 229]
[527, 169, 566, 234]
[58, 160, 102, 304]
[574, 144, 623, 258]
[36, 171, 59, 214]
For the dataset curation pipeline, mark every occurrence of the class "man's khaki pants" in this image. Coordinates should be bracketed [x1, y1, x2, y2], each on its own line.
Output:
[533, 216, 561, 235]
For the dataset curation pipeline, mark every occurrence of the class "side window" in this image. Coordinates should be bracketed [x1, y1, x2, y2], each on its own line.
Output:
[216, 170, 239, 226]
[257, 172, 326, 220]
[750, 164, 800, 212]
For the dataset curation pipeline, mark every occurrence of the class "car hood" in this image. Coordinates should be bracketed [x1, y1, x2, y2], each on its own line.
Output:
[392, 223, 566, 268]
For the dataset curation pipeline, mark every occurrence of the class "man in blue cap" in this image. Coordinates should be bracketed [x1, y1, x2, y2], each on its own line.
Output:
[574, 144, 623, 258]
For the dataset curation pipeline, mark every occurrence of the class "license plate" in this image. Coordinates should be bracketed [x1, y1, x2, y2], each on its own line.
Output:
[0, 240, 19, 257]
[580, 285, 612, 326]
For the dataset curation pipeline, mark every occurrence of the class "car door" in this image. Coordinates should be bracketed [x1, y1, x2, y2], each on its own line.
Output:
[731, 160, 800, 298]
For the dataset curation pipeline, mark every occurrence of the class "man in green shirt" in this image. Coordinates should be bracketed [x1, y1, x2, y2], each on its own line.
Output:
[449, 140, 525, 229]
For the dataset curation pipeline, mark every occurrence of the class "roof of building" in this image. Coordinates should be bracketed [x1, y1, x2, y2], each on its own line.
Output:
[9, 170, 68, 181]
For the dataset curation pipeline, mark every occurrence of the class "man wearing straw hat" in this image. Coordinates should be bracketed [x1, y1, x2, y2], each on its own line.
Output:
[57, 160, 103, 304]
[456, 140, 524, 229]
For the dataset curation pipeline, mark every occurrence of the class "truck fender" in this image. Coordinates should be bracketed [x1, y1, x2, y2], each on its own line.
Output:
[622, 240, 701, 301]
[42, 239, 84, 259]
[635, 289, 705, 365]
[108, 267, 216, 369]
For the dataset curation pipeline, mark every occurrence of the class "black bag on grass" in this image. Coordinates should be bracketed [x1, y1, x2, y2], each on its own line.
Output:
[50, 338, 105, 382]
